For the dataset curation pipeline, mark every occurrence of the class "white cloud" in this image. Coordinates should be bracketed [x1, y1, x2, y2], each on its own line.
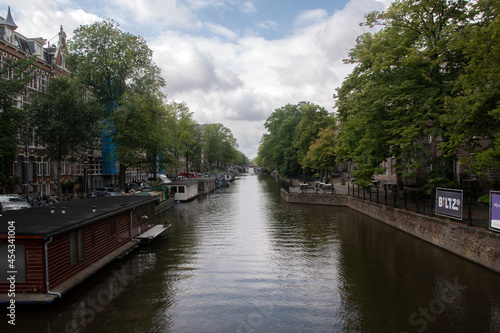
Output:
[148, 0, 391, 158]
[5, 2, 101, 40]
[295, 9, 328, 26]
[204, 22, 238, 40]
[2, 0, 391, 159]
[255, 20, 277, 30]
[104, 0, 197, 29]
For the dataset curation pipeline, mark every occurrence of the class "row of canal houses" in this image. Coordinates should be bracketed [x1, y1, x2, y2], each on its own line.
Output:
[0, 7, 208, 198]
[0, 174, 237, 304]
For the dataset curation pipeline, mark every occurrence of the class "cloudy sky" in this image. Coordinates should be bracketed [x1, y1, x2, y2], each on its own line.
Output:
[5, 0, 391, 159]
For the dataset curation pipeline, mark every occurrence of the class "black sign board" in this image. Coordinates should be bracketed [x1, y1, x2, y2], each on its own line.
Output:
[435, 188, 463, 220]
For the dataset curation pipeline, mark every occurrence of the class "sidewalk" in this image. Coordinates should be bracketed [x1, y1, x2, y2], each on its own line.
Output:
[288, 179, 348, 196]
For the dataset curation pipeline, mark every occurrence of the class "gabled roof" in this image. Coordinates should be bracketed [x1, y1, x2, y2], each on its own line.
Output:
[0, 6, 17, 30]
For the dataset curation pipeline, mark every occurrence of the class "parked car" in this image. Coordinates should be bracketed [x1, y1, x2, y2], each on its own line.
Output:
[93, 187, 123, 197]
[0, 194, 31, 211]
[179, 172, 199, 178]
[126, 182, 154, 193]
[158, 174, 172, 184]
[146, 174, 172, 184]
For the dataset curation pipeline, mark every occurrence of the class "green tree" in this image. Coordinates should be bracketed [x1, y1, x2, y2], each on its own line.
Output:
[303, 125, 337, 173]
[68, 20, 165, 189]
[27, 76, 101, 202]
[257, 103, 302, 176]
[167, 102, 203, 173]
[292, 102, 334, 168]
[109, 91, 170, 179]
[335, 0, 469, 187]
[234, 151, 250, 166]
[203, 123, 238, 170]
[0, 58, 34, 188]
[442, 0, 500, 177]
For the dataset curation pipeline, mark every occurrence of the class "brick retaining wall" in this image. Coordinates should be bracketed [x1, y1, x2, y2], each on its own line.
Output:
[281, 189, 500, 274]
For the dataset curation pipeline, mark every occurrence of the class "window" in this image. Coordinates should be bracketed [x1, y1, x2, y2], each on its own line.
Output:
[423, 136, 432, 143]
[69, 232, 77, 265]
[91, 228, 96, 248]
[37, 161, 43, 176]
[423, 158, 432, 175]
[108, 218, 116, 239]
[178, 186, 185, 193]
[78, 230, 85, 260]
[70, 230, 85, 265]
[28, 41, 35, 54]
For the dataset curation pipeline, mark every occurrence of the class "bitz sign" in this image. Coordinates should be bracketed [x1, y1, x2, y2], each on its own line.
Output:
[435, 188, 463, 220]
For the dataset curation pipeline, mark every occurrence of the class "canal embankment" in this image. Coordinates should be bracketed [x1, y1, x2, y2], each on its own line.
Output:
[281, 188, 500, 274]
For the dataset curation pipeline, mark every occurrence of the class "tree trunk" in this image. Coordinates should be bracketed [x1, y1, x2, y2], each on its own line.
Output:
[57, 160, 63, 203]
[119, 163, 126, 191]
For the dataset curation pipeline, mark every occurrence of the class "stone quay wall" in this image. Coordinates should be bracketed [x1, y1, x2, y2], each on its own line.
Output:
[281, 189, 500, 274]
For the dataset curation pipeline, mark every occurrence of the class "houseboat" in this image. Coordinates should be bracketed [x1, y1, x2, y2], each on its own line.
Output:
[216, 173, 232, 187]
[190, 177, 217, 194]
[0, 196, 167, 304]
[130, 185, 174, 214]
[165, 180, 199, 202]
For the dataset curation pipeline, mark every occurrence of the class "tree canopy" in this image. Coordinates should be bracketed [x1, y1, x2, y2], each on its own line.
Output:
[334, 0, 474, 187]
[68, 19, 166, 188]
[27, 76, 101, 201]
[441, 0, 500, 177]
[0, 58, 34, 187]
[203, 123, 239, 170]
[257, 102, 335, 178]
[69, 20, 165, 113]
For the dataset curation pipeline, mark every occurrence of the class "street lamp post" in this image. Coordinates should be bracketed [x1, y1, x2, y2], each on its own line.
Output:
[84, 159, 89, 196]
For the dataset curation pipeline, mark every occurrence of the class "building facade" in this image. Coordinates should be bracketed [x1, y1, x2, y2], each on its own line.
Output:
[0, 7, 116, 196]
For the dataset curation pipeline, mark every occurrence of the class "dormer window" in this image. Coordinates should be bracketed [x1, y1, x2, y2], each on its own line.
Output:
[16, 36, 32, 54]
[28, 41, 35, 54]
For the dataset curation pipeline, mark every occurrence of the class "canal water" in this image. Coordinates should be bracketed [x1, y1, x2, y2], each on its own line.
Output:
[2, 171, 500, 333]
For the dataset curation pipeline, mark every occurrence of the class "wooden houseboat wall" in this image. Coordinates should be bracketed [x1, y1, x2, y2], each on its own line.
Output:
[194, 177, 217, 194]
[0, 237, 45, 294]
[0, 196, 157, 302]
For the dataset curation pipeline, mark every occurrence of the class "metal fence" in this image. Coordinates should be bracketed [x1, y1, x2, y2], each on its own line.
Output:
[281, 180, 491, 231]
[348, 184, 490, 230]
[281, 180, 336, 195]
[281, 180, 290, 193]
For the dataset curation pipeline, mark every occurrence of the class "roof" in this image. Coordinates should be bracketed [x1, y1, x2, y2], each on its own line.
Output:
[0, 196, 158, 238]
[0, 7, 17, 29]
[166, 180, 200, 186]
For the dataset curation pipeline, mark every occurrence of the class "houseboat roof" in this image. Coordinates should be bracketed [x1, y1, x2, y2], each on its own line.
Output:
[166, 180, 200, 186]
[187, 177, 214, 182]
[0, 196, 158, 238]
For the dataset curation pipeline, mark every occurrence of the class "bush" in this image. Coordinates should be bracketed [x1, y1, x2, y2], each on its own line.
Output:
[477, 194, 489, 204]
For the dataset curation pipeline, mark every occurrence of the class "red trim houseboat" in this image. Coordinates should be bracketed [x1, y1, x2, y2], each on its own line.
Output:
[0, 196, 162, 304]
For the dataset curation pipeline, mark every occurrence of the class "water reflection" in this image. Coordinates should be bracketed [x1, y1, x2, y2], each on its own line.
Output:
[1, 173, 499, 333]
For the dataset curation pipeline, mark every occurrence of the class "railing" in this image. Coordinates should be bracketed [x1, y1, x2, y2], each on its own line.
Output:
[280, 180, 491, 231]
[282, 180, 336, 195]
[281, 180, 290, 193]
[348, 184, 491, 230]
